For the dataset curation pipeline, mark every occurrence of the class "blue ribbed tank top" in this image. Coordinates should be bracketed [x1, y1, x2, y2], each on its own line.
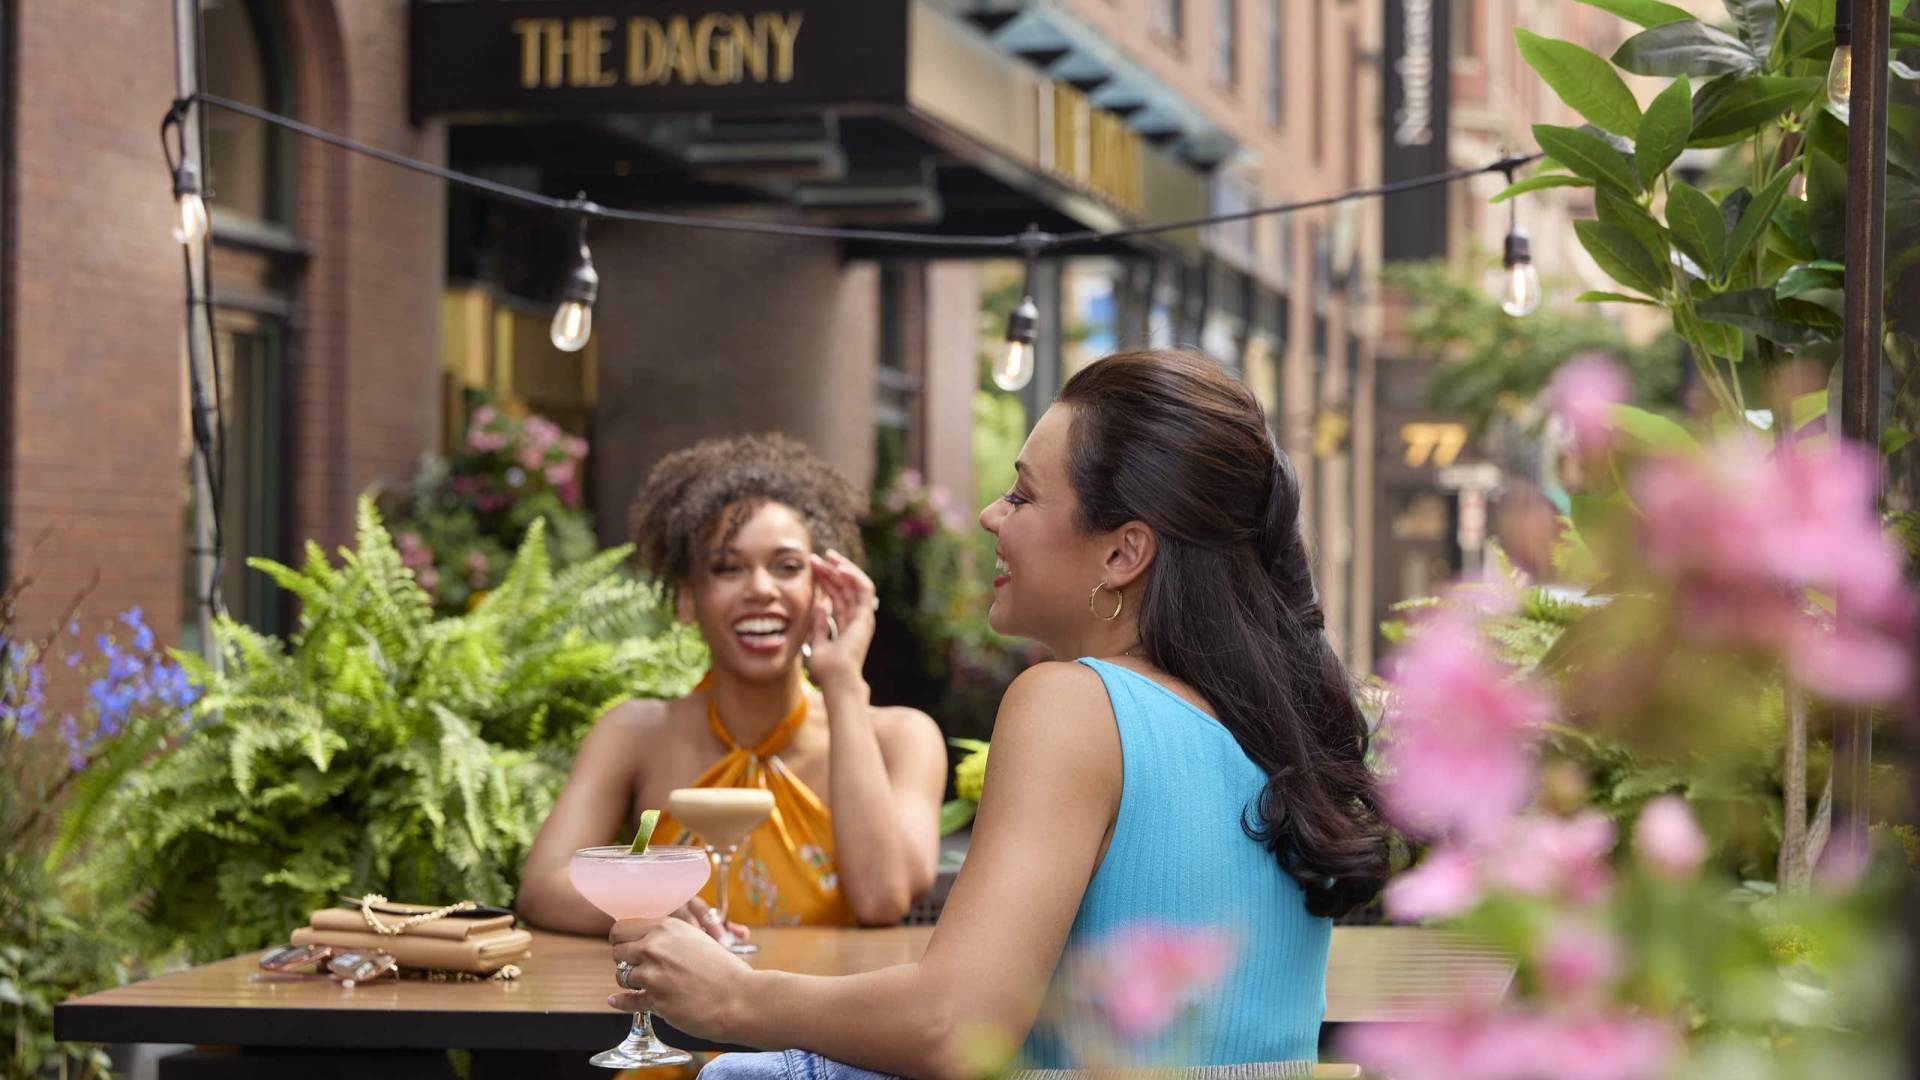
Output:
[1018, 658, 1331, 1069]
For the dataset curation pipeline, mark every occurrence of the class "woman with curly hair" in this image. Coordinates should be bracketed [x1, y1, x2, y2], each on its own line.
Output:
[517, 433, 946, 940]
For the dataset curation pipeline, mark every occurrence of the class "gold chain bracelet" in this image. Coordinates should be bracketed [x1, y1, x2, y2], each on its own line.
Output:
[355, 894, 480, 936]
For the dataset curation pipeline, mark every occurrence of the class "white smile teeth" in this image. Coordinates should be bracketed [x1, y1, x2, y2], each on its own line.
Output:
[995, 558, 1011, 575]
[734, 618, 788, 635]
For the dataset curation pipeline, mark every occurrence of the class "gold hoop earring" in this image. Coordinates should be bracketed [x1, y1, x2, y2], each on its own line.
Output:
[1089, 581, 1123, 622]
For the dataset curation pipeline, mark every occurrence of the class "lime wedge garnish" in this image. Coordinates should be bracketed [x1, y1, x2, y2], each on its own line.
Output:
[629, 809, 661, 854]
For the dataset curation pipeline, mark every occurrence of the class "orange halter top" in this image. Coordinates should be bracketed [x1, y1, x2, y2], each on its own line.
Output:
[651, 673, 856, 927]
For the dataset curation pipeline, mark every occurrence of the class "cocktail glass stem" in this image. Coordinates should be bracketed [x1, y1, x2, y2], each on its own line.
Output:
[712, 844, 758, 955]
[590, 1008, 689, 1069]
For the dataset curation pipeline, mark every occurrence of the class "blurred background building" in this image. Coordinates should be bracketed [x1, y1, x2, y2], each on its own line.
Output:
[1, 0, 1655, 674]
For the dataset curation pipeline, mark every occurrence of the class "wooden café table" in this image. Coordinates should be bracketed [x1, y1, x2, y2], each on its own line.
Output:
[56, 926, 1512, 1079]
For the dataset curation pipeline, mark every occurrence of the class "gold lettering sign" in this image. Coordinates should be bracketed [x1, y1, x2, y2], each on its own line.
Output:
[1400, 422, 1468, 468]
[515, 13, 804, 90]
[1041, 82, 1141, 214]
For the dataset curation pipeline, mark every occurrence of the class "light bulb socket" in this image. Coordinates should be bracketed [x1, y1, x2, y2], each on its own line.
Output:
[557, 219, 599, 310]
[1503, 226, 1532, 269]
[1005, 295, 1039, 345]
[172, 159, 202, 199]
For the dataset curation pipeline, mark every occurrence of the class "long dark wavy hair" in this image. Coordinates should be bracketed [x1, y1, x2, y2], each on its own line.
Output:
[1056, 348, 1389, 918]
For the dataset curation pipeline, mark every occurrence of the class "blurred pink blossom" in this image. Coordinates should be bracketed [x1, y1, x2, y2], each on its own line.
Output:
[1813, 826, 1869, 893]
[1634, 442, 1915, 704]
[564, 435, 589, 460]
[471, 405, 497, 428]
[1536, 920, 1624, 1001]
[468, 431, 508, 453]
[1379, 611, 1554, 843]
[1080, 923, 1234, 1040]
[467, 551, 488, 573]
[1344, 1010, 1678, 1080]
[1384, 846, 1482, 922]
[1487, 811, 1616, 905]
[545, 462, 575, 487]
[558, 479, 582, 506]
[1632, 796, 1708, 881]
[396, 531, 434, 571]
[519, 446, 547, 471]
[417, 567, 440, 595]
[1550, 355, 1631, 459]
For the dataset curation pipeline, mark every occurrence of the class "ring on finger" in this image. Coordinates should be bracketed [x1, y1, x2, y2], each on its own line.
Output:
[616, 960, 639, 991]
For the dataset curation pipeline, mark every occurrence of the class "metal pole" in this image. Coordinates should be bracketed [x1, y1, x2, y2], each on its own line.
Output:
[1836, 0, 1890, 854]
[173, 0, 222, 671]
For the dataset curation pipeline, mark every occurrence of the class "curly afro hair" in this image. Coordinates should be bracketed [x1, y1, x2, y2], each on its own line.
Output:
[628, 433, 865, 602]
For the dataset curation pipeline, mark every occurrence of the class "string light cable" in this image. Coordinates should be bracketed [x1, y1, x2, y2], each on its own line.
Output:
[165, 91, 1543, 392]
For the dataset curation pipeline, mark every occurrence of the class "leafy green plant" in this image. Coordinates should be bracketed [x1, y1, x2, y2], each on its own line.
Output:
[74, 499, 706, 962]
[2, 586, 199, 1079]
[1510, 0, 1920, 423]
[1383, 259, 1685, 436]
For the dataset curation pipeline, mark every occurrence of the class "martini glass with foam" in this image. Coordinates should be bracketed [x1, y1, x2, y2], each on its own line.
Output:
[568, 845, 712, 1068]
[667, 787, 776, 954]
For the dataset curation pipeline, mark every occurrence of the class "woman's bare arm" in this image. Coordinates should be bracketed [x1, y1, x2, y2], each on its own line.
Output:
[515, 700, 660, 934]
[615, 662, 1122, 1080]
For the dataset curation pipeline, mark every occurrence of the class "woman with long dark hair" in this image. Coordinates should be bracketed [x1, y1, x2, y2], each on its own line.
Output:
[608, 350, 1390, 1078]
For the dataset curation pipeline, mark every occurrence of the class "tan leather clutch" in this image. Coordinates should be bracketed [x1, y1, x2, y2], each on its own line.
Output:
[289, 926, 532, 974]
[309, 907, 515, 941]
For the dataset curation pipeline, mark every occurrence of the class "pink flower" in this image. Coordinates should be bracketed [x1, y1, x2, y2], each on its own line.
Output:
[1343, 1011, 1677, 1080]
[545, 462, 575, 487]
[523, 416, 560, 450]
[1385, 846, 1482, 922]
[1379, 611, 1555, 843]
[1634, 442, 1915, 704]
[1080, 924, 1235, 1040]
[467, 551, 488, 573]
[1632, 795, 1707, 880]
[470, 405, 497, 428]
[558, 480, 582, 506]
[1535, 921, 1623, 1001]
[417, 567, 440, 595]
[1487, 811, 1616, 905]
[519, 446, 546, 471]
[1550, 355, 1631, 459]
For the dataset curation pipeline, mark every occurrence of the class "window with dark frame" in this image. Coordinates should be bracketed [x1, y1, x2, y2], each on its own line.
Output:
[1212, 0, 1237, 84]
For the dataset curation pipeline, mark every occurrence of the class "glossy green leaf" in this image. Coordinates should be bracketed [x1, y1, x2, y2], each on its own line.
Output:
[1613, 20, 1759, 76]
[1697, 288, 1842, 345]
[1577, 290, 1665, 305]
[1600, 189, 1671, 258]
[1775, 263, 1841, 298]
[1691, 77, 1821, 143]
[1608, 404, 1701, 450]
[1805, 148, 1848, 262]
[1573, 0, 1696, 26]
[1883, 428, 1916, 458]
[1727, 165, 1800, 269]
[1577, 219, 1668, 296]
[1791, 389, 1828, 431]
[1719, 186, 1753, 235]
[1491, 174, 1596, 202]
[1769, 193, 1815, 260]
[1637, 75, 1695, 189]
[1667, 183, 1728, 276]
[1534, 124, 1642, 194]
[1722, 0, 1777, 58]
[1518, 30, 1646, 137]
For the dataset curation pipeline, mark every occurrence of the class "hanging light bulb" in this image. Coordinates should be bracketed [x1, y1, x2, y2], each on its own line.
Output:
[550, 208, 599, 353]
[171, 160, 208, 245]
[1827, 1, 1852, 118]
[993, 224, 1051, 392]
[1501, 225, 1541, 317]
[996, 294, 1039, 391]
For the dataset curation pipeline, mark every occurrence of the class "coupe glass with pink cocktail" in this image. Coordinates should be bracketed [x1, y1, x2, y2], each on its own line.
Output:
[568, 845, 712, 1068]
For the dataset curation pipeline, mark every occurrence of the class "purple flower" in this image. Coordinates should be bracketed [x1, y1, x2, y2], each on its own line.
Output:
[65, 651, 82, 668]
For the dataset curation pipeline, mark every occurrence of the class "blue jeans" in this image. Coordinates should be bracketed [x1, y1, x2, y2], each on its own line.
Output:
[698, 1050, 899, 1080]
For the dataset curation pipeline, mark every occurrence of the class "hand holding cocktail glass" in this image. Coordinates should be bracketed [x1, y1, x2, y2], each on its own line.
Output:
[568, 828, 711, 1069]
